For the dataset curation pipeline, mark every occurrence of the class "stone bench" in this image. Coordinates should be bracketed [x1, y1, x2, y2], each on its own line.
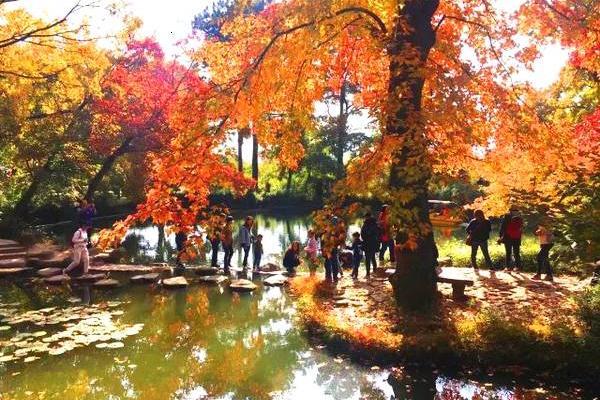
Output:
[436, 273, 474, 299]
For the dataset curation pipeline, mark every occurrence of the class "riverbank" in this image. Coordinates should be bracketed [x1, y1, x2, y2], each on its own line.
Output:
[289, 268, 600, 391]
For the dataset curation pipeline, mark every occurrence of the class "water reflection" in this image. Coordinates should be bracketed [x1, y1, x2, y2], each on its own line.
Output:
[0, 280, 593, 399]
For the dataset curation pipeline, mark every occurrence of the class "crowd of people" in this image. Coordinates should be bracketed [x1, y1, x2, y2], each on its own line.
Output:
[62, 198, 557, 284]
[466, 206, 555, 281]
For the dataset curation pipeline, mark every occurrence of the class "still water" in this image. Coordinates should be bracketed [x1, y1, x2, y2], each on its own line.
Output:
[0, 213, 590, 399]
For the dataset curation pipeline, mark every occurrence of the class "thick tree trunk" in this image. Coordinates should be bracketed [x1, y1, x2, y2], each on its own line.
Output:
[251, 133, 258, 182]
[386, 0, 440, 310]
[336, 82, 347, 178]
[237, 130, 244, 173]
[85, 136, 133, 200]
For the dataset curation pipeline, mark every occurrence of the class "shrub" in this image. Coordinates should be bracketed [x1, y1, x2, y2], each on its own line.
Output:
[577, 285, 600, 337]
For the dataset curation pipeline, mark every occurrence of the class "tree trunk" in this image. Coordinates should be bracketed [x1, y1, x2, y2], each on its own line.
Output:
[85, 136, 134, 200]
[336, 82, 347, 178]
[285, 169, 293, 194]
[386, 0, 440, 310]
[251, 133, 259, 182]
[237, 130, 244, 173]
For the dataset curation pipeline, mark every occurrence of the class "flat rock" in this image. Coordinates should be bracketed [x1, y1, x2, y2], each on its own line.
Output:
[90, 264, 168, 273]
[198, 275, 229, 285]
[263, 275, 288, 287]
[0, 239, 20, 247]
[0, 267, 32, 277]
[0, 258, 26, 269]
[37, 267, 63, 277]
[195, 267, 219, 276]
[130, 273, 160, 284]
[72, 273, 105, 283]
[37, 258, 68, 268]
[259, 263, 281, 272]
[385, 268, 396, 276]
[162, 276, 188, 288]
[257, 270, 285, 276]
[44, 274, 71, 284]
[93, 278, 120, 288]
[230, 279, 257, 292]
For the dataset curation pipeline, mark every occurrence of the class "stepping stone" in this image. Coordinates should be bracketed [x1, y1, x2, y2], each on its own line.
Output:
[385, 269, 396, 276]
[130, 273, 160, 284]
[93, 279, 120, 288]
[72, 273, 105, 283]
[0, 252, 26, 260]
[438, 257, 453, 267]
[198, 275, 229, 285]
[229, 279, 257, 293]
[0, 267, 32, 277]
[259, 263, 281, 272]
[90, 264, 168, 273]
[38, 258, 68, 268]
[257, 270, 285, 276]
[333, 299, 350, 307]
[0, 258, 26, 269]
[37, 267, 63, 277]
[263, 275, 288, 287]
[195, 267, 219, 276]
[162, 276, 188, 288]
[44, 274, 71, 284]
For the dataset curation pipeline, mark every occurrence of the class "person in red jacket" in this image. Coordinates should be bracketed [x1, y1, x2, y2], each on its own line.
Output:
[498, 206, 523, 271]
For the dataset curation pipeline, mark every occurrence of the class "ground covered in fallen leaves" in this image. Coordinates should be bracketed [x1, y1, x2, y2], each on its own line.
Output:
[290, 266, 599, 389]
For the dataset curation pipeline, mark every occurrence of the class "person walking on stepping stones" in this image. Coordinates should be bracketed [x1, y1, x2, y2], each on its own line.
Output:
[239, 216, 254, 269]
[221, 215, 234, 273]
[63, 223, 90, 275]
[466, 209, 493, 270]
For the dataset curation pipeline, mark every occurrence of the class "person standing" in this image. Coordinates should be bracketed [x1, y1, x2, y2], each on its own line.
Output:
[283, 241, 301, 275]
[63, 224, 90, 275]
[221, 216, 234, 273]
[209, 213, 225, 268]
[174, 230, 188, 274]
[533, 221, 554, 281]
[360, 212, 379, 276]
[378, 205, 395, 263]
[239, 216, 254, 269]
[465, 210, 493, 269]
[252, 234, 263, 271]
[304, 229, 319, 275]
[499, 207, 523, 271]
[349, 232, 363, 279]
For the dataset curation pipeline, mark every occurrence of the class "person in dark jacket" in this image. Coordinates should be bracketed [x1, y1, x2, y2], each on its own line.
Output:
[466, 209, 492, 269]
[498, 206, 523, 271]
[283, 241, 301, 275]
[360, 212, 379, 276]
[175, 230, 188, 274]
[348, 232, 363, 278]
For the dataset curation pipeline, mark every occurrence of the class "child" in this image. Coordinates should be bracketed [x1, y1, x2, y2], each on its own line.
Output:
[63, 224, 90, 275]
[533, 222, 554, 282]
[253, 234, 263, 271]
[304, 229, 318, 261]
[349, 232, 363, 279]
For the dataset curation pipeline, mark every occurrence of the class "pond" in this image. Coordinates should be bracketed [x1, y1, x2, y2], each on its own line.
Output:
[1, 212, 586, 399]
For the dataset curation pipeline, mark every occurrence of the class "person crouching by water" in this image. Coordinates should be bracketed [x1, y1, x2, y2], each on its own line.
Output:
[253, 234, 263, 272]
[465, 209, 493, 270]
[533, 220, 554, 282]
[63, 224, 90, 275]
[283, 241, 301, 276]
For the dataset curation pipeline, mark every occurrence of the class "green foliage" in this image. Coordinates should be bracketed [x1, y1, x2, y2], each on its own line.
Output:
[577, 285, 600, 337]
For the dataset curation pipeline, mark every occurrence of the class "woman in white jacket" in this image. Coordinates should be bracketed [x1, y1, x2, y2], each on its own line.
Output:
[63, 224, 90, 275]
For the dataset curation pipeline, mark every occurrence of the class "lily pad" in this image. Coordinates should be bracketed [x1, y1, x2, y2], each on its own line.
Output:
[105, 341, 124, 349]
[24, 356, 40, 363]
[0, 326, 10, 331]
[230, 279, 257, 293]
[0, 355, 16, 363]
